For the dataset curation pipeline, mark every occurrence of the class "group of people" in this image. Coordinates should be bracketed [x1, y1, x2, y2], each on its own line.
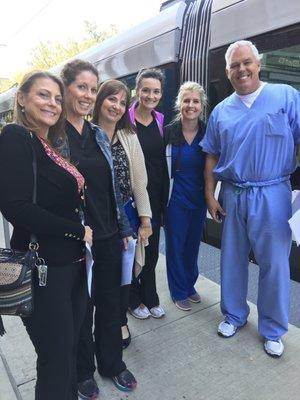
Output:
[0, 39, 299, 400]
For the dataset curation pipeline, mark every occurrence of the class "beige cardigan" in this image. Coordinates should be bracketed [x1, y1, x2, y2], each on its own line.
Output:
[115, 129, 152, 218]
[115, 129, 152, 277]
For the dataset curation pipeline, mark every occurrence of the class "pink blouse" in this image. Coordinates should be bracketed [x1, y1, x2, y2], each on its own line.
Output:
[38, 137, 85, 193]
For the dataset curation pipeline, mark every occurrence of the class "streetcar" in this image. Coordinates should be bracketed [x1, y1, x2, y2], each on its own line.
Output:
[0, 0, 299, 279]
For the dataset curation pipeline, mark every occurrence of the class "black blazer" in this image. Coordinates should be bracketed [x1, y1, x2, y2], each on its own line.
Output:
[0, 124, 85, 266]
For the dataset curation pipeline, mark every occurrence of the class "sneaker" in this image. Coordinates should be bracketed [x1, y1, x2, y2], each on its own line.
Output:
[217, 321, 237, 338]
[188, 292, 201, 303]
[264, 339, 284, 357]
[174, 299, 192, 311]
[129, 304, 151, 319]
[112, 369, 137, 392]
[78, 378, 99, 400]
[150, 305, 165, 318]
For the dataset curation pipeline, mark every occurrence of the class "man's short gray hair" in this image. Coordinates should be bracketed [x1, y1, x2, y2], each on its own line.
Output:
[225, 40, 262, 68]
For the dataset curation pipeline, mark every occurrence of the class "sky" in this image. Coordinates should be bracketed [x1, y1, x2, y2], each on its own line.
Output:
[0, 0, 162, 78]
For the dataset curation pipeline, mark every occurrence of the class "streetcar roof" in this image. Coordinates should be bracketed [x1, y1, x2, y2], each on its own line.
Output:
[50, 1, 186, 80]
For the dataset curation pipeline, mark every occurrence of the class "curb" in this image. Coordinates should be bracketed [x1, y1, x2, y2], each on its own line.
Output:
[0, 347, 19, 400]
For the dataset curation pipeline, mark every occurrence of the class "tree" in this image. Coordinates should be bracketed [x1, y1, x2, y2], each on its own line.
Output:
[84, 21, 118, 42]
[29, 22, 119, 70]
[29, 39, 91, 70]
[0, 22, 119, 92]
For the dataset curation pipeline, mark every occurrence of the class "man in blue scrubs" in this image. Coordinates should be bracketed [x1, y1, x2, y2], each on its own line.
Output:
[201, 40, 300, 357]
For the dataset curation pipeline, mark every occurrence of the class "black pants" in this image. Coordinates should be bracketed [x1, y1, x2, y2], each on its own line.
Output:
[23, 261, 87, 400]
[77, 296, 96, 382]
[77, 234, 126, 380]
[129, 198, 161, 310]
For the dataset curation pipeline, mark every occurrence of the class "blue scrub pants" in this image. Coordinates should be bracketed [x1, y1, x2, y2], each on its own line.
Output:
[220, 181, 292, 340]
[165, 202, 206, 301]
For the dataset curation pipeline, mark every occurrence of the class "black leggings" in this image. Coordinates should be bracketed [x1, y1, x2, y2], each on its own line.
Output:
[129, 220, 161, 310]
[23, 261, 87, 400]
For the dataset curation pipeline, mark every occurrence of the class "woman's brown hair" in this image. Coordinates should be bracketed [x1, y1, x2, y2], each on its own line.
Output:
[60, 59, 99, 87]
[92, 79, 134, 134]
[14, 71, 66, 145]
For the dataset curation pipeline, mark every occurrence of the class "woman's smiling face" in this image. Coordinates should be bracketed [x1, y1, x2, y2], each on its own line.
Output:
[136, 78, 162, 111]
[99, 90, 127, 125]
[18, 77, 63, 134]
[65, 70, 98, 117]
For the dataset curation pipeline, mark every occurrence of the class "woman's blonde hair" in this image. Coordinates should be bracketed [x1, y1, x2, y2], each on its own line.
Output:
[174, 81, 207, 121]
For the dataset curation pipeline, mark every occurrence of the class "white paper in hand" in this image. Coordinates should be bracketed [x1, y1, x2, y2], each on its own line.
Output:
[85, 243, 94, 296]
[121, 238, 137, 286]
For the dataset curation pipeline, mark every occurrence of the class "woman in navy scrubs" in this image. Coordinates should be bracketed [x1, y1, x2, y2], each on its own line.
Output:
[164, 81, 207, 311]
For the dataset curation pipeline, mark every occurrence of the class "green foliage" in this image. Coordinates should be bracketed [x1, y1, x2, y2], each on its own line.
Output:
[29, 22, 118, 70]
[84, 21, 118, 42]
[0, 22, 119, 93]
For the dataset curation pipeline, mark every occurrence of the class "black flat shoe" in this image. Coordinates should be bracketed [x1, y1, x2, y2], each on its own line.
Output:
[122, 325, 131, 349]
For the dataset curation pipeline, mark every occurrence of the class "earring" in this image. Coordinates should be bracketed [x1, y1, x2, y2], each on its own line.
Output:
[21, 106, 25, 113]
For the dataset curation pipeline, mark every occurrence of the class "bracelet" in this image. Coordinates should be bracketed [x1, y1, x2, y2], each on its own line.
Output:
[140, 225, 151, 228]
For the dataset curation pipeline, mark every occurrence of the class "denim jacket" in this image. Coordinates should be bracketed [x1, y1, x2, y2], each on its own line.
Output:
[59, 122, 132, 238]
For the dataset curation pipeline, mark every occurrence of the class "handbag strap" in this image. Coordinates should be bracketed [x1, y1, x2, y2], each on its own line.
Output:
[29, 132, 38, 247]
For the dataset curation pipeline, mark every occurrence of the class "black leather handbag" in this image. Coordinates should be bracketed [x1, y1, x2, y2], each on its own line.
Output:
[0, 132, 39, 335]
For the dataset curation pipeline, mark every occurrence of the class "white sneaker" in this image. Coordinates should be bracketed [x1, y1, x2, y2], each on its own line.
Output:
[149, 305, 165, 318]
[264, 339, 284, 357]
[217, 321, 237, 338]
[129, 304, 151, 319]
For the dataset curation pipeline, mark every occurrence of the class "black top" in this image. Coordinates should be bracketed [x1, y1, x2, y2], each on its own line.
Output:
[66, 120, 118, 240]
[0, 124, 85, 267]
[111, 139, 131, 204]
[135, 119, 165, 201]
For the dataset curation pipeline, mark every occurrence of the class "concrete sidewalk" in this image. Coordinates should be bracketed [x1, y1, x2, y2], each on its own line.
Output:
[1, 253, 300, 400]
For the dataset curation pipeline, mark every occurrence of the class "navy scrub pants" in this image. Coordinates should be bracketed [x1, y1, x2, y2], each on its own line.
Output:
[165, 202, 206, 301]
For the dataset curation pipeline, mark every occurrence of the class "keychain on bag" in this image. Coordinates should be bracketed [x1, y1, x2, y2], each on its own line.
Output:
[36, 258, 48, 287]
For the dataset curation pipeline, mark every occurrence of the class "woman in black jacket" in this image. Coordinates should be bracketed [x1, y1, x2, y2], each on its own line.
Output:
[164, 81, 207, 312]
[0, 71, 92, 400]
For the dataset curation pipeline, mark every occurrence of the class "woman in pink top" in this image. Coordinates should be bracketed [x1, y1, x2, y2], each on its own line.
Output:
[128, 68, 166, 320]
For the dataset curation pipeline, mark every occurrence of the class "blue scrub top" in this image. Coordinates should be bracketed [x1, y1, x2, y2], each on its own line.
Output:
[201, 83, 300, 187]
[170, 133, 205, 209]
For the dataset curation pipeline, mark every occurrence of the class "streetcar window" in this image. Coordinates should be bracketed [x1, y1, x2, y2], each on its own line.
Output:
[208, 24, 300, 113]
[260, 44, 300, 91]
